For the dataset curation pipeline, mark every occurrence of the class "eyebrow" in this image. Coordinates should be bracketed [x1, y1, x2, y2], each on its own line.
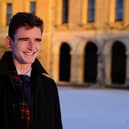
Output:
[35, 38, 42, 42]
[18, 37, 29, 41]
[17, 37, 42, 41]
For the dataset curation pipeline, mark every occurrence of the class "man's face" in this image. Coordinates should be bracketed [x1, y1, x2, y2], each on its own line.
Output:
[9, 26, 42, 65]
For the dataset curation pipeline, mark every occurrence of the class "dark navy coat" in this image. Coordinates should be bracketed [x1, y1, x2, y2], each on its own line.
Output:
[0, 51, 63, 129]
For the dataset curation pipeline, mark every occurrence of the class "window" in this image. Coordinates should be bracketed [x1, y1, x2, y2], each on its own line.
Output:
[87, 0, 95, 23]
[115, 0, 124, 21]
[30, 1, 36, 15]
[62, 0, 69, 24]
[6, 3, 12, 25]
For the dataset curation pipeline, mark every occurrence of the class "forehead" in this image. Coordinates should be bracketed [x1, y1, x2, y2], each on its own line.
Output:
[15, 26, 42, 37]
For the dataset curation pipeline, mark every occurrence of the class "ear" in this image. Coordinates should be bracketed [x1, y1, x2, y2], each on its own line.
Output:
[5, 36, 12, 48]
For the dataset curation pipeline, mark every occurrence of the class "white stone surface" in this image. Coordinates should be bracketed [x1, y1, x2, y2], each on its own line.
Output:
[58, 87, 129, 129]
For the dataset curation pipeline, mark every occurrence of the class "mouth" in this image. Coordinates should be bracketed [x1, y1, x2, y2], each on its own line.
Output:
[23, 51, 37, 56]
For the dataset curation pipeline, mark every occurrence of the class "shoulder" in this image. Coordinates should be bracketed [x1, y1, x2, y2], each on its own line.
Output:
[41, 73, 52, 79]
[40, 73, 58, 89]
[39, 73, 60, 100]
[40, 72, 56, 85]
[40, 73, 54, 83]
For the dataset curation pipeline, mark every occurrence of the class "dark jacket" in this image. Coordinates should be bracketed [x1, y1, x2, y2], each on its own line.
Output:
[0, 51, 63, 129]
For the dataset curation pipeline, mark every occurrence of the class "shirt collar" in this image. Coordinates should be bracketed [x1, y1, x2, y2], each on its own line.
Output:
[17, 68, 32, 77]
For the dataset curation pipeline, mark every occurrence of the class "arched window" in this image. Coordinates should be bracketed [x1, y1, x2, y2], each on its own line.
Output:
[111, 41, 126, 84]
[59, 43, 71, 81]
[84, 42, 98, 83]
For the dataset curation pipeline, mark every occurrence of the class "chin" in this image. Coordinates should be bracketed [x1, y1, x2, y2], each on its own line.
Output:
[23, 59, 35, 64]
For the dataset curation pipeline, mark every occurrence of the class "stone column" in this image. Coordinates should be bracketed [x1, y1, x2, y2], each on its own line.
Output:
[70, 53, 84, 84]
[52, 52, 59, 82]
[97, 54, 105, 85]
[104, 54, 111, 85]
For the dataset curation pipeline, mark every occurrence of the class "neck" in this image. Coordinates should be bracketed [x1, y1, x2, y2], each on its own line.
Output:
[13, 60, 32, 75]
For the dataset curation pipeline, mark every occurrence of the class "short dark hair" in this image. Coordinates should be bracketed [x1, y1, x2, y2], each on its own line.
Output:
[8, 12, 43, 40]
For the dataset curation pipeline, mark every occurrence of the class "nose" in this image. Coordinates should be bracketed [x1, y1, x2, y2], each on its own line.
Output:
[27, 39, 35, 50]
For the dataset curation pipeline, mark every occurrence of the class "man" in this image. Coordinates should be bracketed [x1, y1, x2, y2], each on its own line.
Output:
[0, 12, 63, 129]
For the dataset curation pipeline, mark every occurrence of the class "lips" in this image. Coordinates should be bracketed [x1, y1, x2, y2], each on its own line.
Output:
[24, 52, 35, 56]
[23, 50, 38, 56]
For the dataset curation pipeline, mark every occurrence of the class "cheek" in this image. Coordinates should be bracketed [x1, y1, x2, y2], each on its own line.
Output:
[10, 42, 15, 49]
[12, 43, 22, 53]
[36, 44, 41, 50]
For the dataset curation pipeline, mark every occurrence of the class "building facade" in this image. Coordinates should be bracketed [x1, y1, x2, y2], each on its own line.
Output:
[0, 0, 129, 88]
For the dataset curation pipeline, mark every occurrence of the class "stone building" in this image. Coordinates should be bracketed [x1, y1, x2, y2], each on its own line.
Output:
[0, 0, 129, 88]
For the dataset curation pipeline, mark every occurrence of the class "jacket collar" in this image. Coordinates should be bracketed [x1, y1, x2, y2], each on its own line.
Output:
[0, 51, 47, 96]
[0, 51, 47, 76]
